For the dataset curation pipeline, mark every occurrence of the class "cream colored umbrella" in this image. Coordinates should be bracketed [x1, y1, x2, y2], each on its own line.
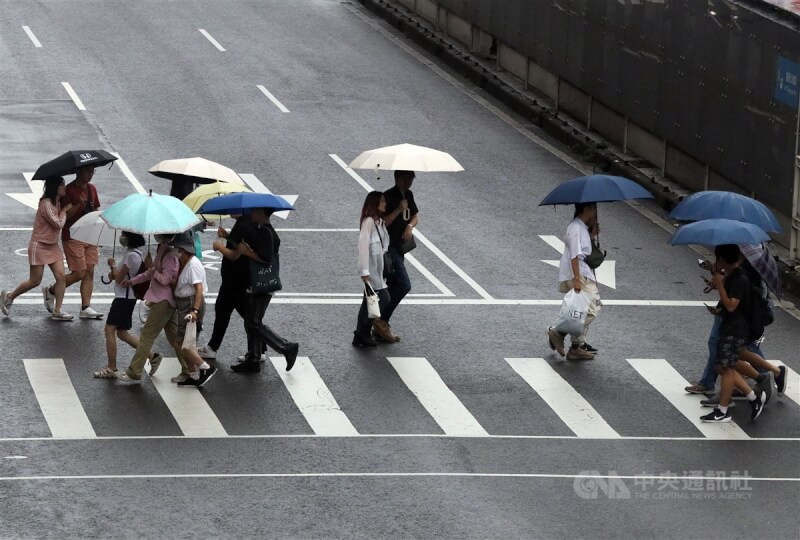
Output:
[182, 181, 251, 221]
[349, 143, 464, 172]
[148, 157, 245, 185]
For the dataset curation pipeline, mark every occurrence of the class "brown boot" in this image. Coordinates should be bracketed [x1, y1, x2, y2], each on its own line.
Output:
[372, 319, 400, 343]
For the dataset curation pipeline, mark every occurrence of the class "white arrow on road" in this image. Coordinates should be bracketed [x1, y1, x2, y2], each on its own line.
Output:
[5, 172, 42, 210]
[238, 173, 297, 220]
[539, 235, 616, 289]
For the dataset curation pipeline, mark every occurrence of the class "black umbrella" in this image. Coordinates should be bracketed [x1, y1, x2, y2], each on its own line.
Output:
[32, 150, 117, 179]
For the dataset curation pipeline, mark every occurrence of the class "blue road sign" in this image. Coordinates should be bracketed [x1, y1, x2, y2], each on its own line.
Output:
[775, 56, 800, 107]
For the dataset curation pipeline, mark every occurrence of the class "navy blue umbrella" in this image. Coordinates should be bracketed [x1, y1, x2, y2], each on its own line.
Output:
[197, 192, 295, 215]
[668, 191, 782, 233]
[669, 219, 770, 246]
[538, 175, 654, 205]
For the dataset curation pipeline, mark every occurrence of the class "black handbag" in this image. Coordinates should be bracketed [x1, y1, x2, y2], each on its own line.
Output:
[250, 253, 282, 293]
[378, 223, 394, 278]
[584, 238, 606, 269]
[400, 235, 416, 254]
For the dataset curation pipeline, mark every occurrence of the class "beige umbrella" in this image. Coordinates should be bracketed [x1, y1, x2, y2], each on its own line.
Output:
[148, 157, 244, 185]
[349, 143, 464, 172]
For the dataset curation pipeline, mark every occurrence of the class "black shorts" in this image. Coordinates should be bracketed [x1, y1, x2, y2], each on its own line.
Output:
[715, 336, 747, 368]
[106, 298, 137, 330]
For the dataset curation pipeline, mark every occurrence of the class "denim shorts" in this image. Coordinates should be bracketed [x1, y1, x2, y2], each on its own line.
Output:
[715, 336, 747, 368]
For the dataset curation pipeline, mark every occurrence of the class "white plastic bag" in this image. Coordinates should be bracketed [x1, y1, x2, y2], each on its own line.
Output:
[182, 317, 197, 350]
[365, 282, 381, 319]
[553, 289, 591, 337]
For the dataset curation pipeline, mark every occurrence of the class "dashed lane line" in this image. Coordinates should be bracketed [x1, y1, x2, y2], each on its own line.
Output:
[22, 26, 42, 47]
[256, 85, 290, 113]
[61, 82, 86, 110]
[198, 29, 226, 51]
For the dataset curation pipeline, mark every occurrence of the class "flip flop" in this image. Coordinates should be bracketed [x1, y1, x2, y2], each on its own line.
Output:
[93, 367, 118, 379]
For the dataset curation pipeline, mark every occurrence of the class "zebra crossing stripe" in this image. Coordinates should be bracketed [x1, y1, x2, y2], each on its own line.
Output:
[23, 358, 96, 439]
[506, 358, 619, 438]
[387, 357, 489, 436]
[768, 361, 800, 407]
[149, 358, 227, 437]
[269, 357, 358, 436]
[627, 359, 750, 440]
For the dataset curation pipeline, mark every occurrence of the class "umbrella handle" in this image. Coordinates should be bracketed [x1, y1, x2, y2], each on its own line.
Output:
[101, 275, 112, 285]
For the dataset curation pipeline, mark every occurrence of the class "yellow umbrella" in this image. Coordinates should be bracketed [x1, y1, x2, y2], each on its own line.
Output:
[183, 181, 251, 221]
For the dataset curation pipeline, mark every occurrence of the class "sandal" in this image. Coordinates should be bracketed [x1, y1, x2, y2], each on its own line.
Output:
[685, 384, 711, 394]
[148, 353, 163, 376]
[93, 367, 118, 379]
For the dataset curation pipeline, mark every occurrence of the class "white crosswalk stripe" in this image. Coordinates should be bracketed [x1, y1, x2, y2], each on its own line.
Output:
[506, 358, 619, 438]
[23, 358, 96, 438]
[627, 358, 750, 440]
[387, 357, 489, 436]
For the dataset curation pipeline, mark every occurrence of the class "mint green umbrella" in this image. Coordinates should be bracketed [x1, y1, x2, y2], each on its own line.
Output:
[101, 191, 201, 235]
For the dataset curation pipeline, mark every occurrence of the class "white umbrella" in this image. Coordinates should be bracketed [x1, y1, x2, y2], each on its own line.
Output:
[69, 210, 119, 246]
[148, 157, 244, 185]
[349, 143, 464, 172]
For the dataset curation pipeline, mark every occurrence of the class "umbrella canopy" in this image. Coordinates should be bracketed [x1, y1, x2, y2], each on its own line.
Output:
[33, 150, 117, 180]
[69, 210, 119, 246]
[669, 191, 782, 233]
[740, 243, 782, 298]
[349, 143, 464, 172]
[539, 175, 654, 205]
[669, 219, 770, 246]
[101, 192, 201, 235]
[197, 192, 295, 215]
[183, 181, 252, 219]
[148, 157, 244, 185]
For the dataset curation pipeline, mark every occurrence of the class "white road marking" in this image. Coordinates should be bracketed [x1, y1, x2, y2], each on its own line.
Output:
[148, 358, 227, 437]
[238, 173, 297, 219]
[21, 26, 42, 47]
[387, 357, 488, 436]
[768, 361, 800, 407]
[627, 359, 750, 440]
[256, 85, 290, 113]
[270, 356, 358, 436]
[404, 253, 454, 296]
[23, 359, 96, 439]
[110, 152, 146, 194]
[539, 235, 616, 289]
[5, 172, 42, 210]
[61, 82, 86, 110]
[506, 358, 619, 438]
[198, 29, 226, 51]
[329, 154, 494, 300]
[0, 472, 795, 482]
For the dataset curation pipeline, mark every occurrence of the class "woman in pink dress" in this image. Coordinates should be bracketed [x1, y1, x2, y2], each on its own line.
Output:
[1, 176, 74, 320]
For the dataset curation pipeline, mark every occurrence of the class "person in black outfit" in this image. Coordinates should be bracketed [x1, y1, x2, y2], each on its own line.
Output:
[232, 207, 298, 373]
[381, 170, 419, 338]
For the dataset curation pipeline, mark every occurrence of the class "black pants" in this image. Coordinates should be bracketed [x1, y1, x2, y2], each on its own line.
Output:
[244, 292, 291, 361]
[208, 281, 246, 351]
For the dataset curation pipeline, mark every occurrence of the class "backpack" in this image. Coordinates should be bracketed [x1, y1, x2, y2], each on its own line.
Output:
[127, 251, 149, 301]
[747, 279, 774, 342]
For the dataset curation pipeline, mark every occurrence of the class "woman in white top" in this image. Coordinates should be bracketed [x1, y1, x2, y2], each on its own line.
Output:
[353, 191, 397, 347]
[170, 232, 215, 387]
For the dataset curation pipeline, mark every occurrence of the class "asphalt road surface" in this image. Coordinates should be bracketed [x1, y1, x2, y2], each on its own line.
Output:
[1, 1, 799, 538]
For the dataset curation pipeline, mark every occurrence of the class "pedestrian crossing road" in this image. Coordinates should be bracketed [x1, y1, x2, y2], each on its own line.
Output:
[9, 354, 799, 441]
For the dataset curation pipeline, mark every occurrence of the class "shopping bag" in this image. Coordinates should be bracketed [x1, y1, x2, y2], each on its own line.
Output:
[553, 289, 591, 337]
[365, 282, 381, 319]
[182, 318, 197, 350]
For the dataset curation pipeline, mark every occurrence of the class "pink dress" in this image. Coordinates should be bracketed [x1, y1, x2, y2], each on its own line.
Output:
[28, 199, 66, 266]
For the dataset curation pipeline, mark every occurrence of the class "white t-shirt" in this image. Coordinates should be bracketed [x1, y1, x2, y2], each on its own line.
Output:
[114, 248, 143, 298]
[558, 217, 594, 282]
[174, 257, 208, 298]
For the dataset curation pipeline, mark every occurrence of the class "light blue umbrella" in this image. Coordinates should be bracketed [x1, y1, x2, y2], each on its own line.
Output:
[101, 191, 201, 235]
[669, 218, 770, 246]
[669, 191, 782, 233]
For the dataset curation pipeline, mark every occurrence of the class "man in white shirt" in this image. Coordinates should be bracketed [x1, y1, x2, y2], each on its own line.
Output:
[547, 202, 601, 360]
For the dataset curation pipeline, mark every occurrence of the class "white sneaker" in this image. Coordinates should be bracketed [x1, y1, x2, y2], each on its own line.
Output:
[236, 352, 267, 362]
[171, 373, 189, 383]
[42, 285, 55, 314]
[79, 307, 104, 320]
[197, 345, 217, 360]
[51, 310, 74, 321]
[0, 290, 12, 316]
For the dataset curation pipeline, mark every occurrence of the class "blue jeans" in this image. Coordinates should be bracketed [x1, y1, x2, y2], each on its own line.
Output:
[383, 246, 411, 323]
[356, 287, 390, 336]
[699, 314, 765, 389]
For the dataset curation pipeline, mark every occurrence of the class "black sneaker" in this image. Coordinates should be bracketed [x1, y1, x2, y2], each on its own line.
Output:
[755, 372, 774, 405]
[750, 390, 766, 421]
[700, 408, 731, 423]
[177, 376, 201, 387]
[352, 331, 377, 348]
[231, 361, 261, 373]
[197, 366, 217, 387]
[284, 343, 299, 372]
[580, 343, 598, 353]
[776, 365, 787, 397]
